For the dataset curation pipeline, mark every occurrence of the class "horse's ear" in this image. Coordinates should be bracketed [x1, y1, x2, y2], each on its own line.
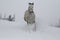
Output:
[32, 3, 34, 5]
[29, 3, 31, 5]
[29, 3, 34, 5]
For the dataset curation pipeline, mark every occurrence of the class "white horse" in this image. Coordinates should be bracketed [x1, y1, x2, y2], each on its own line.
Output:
[24, 3, 36, 32]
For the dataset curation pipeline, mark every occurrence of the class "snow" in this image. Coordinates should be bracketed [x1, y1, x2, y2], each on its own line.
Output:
[0, 0, 60, 40]
[0, 17, 60, 40]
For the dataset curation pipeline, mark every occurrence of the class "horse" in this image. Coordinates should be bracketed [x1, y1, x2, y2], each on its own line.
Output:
[24, 3, 36, 32]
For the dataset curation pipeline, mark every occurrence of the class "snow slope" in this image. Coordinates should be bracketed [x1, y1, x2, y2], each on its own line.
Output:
[0, 0, 60, 40]
[0, 19, 60, 40]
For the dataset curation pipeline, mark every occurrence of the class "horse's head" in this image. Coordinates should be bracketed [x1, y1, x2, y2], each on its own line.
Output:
[28, 3, 34, 12]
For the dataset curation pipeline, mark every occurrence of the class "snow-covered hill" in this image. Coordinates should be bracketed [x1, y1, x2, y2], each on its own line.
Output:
[0, 20, 60, 40]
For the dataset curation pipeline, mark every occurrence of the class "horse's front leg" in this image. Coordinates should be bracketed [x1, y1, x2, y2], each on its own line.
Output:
[33, 23, 36, 32]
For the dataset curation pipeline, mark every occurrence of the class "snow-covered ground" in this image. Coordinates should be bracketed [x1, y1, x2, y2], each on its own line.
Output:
[0, 19, 60, 40]
[0, 0, 60, 40]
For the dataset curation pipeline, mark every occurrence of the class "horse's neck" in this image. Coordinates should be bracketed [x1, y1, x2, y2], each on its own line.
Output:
[28, 10, 34, 14]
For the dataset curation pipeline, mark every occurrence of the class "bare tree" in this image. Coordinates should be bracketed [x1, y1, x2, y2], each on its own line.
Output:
[0, 13, 15, 22]
[8, 14, 15, 21]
